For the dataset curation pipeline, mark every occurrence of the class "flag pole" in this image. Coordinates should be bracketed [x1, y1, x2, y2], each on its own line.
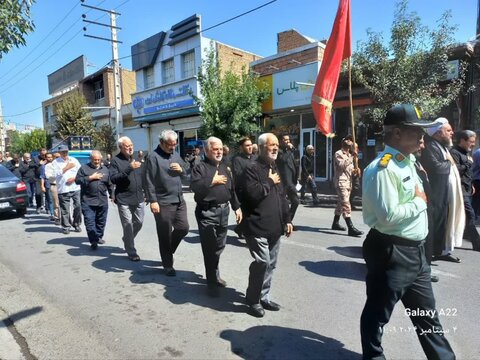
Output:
[347, 57, 358, 169]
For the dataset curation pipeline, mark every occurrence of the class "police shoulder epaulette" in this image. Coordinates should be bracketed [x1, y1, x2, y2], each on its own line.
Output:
[395, 153, 405, 162]
[379, 153, 393, 168]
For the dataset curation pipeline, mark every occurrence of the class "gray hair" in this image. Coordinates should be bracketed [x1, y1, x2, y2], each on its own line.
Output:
[159, 129, 178, 142]
[258, 133, 277, 147]
[117, 136, 132, 148]
[90, 150, 102, 159]
[456, 129, 476, 142]
[205, 136, 223, 151]
[306, 145, 314, 150]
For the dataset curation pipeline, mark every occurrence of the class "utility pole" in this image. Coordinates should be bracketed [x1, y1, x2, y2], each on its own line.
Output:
[81, 1, 123, 141]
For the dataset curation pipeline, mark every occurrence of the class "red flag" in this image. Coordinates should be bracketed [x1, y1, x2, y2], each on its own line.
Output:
[311, 0, 352, 137]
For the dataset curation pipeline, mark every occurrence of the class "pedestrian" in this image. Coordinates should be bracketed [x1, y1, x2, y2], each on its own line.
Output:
[450, 130, 480, 251]
[276, 134, 300, 225]
[222, 145, 232, 168]
[144, 130, 190, 276]
[5, 151, 12, 162]
[75, 151, 112, 250]
[0, 152, 6, 166]
[420, 118, 464, 263]
[40, 153, 55, 221]
[103, 153, 112, 168]
[331, 135, 363, 236]
[240, 133, 293, 318]
[472, 145, 480, 218]
[44, 152, 61, 225]
[33, 148, 48, 213]
[299, 145, 319, 205]
[5, 153, 21, 178]
[19, 152, 37, 208]
[231, 136, 255, 239]
[52, 145, 82, 235]
[186, 146, 202, 170]
[361, 104, 455, 360]
[110, 136, 145, 261]
[190, 137, 242, 290]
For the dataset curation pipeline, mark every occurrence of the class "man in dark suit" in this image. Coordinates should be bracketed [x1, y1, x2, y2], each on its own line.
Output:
[276, 134, 299, 223]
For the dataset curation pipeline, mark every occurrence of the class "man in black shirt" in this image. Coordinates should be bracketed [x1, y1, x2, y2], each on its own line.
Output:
[450, 130, 480, 251]
[191, 137, 242, 290]
[144, 130, 190, 276]
[300, 145, 319, 204]
[276, 134, 300, 223]
[240, 133, 293, 318]
[75, 151, 112, 249]
[110, 137, 145, 261]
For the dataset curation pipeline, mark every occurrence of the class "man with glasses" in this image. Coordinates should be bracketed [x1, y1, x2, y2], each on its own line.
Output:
[144, 130, 189, 276]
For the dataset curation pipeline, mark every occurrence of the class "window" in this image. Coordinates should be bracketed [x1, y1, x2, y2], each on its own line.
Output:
[144, 66, 155, 89]
[94, 80, 104, 101]
[162, 58, 175, 84]
[45, 105, 54, 123]
[182, 51, 195, 79]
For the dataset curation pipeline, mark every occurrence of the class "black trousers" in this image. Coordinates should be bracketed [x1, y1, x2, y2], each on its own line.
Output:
[153, 200, 189, 268]
[463, 194, 480, 250]
[361, 229, 455, 360]
[195, 203, 229, 283]
[81, 202, 108, 244]
[285, 184, 299, 221]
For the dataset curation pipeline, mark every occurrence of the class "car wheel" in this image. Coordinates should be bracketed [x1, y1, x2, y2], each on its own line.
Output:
[16, 208, 27, 217]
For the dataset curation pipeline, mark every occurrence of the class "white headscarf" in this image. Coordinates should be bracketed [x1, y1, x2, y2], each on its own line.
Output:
[425, 117, 449, 137]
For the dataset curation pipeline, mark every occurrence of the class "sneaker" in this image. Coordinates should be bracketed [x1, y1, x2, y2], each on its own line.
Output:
[98, 238, 106, 244]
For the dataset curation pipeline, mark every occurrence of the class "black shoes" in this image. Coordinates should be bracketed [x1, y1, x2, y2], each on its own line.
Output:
[90, 242, 98, 250]
[165, 267, 176, 276]
[62, 228, 70, 235]
[74, 226, 82, 233]
[431, 275, 439, 282]
[433, 254, 461, 263]
[208, 278, 227, 288]
[260, 300, 281, 311]
[128, 255, 141, 262]
[331, 222, 347, 231]
[248, 304, 265, 318]
[348, 227, 364, 237]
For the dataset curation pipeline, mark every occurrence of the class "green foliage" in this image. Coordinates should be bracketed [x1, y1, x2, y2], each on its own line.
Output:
[55, 93, 95, 139]
[93, 123, 117, 155]
[8, 128, 48, 154]
[0, 0, 35, 59]
[352, 0, 468, 123]
[191, 45, 271, 144]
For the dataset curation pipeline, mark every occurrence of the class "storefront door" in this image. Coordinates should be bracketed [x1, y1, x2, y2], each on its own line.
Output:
[300, 128, 331, 181]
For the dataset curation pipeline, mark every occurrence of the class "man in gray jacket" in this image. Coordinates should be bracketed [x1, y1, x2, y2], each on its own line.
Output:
[144, 130, 189, 276]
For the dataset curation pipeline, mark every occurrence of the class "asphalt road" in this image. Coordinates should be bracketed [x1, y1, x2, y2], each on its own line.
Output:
[0, 193, 479, 359]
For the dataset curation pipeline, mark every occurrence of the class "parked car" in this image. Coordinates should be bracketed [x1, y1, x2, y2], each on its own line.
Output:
[0, 164, 28, 216]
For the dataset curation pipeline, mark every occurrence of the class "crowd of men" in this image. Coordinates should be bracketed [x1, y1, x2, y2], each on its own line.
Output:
[2, 104, 480, 358]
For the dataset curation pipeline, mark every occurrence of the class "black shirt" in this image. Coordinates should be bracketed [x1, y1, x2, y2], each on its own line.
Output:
[450, 145, 473, 196]
[75, 163, 112, 206]
[143, 145, 187, 205]
[276, 147, 298, 186]
[190, 158, 240, 210]
[109, 153, 145, 206]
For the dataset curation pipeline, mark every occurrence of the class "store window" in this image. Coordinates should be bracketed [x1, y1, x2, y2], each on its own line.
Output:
[94, 80, 104, 101]
[264, 114, 301, 146]
[144, 66, 155, 89]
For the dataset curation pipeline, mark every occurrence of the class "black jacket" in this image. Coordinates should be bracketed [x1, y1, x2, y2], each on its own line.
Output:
[239, 157, 291, 237]
[190, 158, 240, 210]
[300, 153, 314, 184]
[19, 160, 37, 183]
[5, 160, 21, 178]
[109, 153, 145, 206]
[143, 145, 187, 205]
[231, 153, 254, 192]
[75, 163, 112, 206]
[450, 145, 473, 196]
[276, 147, 298, 187]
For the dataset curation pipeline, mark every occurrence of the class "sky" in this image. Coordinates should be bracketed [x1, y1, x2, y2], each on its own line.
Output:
[0, 0, 477, 130]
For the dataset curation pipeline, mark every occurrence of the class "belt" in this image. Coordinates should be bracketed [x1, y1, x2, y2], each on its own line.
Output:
[197, 201, 228, 210]
[50, 184, 57, 186]
[371, 229, 423, 247]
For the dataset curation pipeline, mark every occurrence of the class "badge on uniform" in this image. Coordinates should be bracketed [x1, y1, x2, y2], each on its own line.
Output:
[395, 153, 405, 162]
[379, 153, 392, 168]
[402, 176, 411, 182]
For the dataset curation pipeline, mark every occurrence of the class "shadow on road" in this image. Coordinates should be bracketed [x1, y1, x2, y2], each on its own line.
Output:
[25, 225, 63, 233]
[328, 246, 364, 259]
[1, 306, 43, 324]
[128, 268, 249, 313]
[183, 229, 246, 248]
[299, 260, 366, 282]
[220, 325, 361, 359]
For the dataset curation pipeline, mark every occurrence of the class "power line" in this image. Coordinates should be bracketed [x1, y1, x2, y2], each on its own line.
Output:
[1, 106, 42, 117]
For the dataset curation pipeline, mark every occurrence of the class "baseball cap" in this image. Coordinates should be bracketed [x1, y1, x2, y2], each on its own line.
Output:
[384, 104, 437, 128]
[57, 145, 69, 152]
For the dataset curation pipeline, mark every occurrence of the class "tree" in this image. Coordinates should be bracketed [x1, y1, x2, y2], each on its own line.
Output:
[0, 0, 35, 59]
[55, 92, 95, 140]
[93, 123, 116, 155]
[8, 128, 48, 154]
[191, 45, 271, 145]
[352, 0, 468, 124]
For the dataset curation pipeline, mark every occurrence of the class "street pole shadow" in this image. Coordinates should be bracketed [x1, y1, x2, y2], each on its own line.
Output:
[129, 268, 249, 314]
[220, 325, 361, 359]
[1, 306, 43, 325]
[299, 260, 366, 282]
[328, 246, 364, 259]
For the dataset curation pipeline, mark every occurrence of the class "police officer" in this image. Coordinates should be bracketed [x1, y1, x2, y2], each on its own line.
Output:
[190, 137, 242, 289]
[361, 104, 455, 360]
